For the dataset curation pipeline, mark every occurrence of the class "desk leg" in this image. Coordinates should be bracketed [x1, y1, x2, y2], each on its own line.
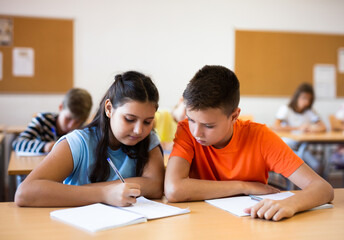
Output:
[0, 136, 5, 201]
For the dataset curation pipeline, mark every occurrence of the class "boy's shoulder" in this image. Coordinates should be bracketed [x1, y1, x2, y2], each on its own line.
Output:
[36, 112, 58, 120]
[234, 119, 274, 140]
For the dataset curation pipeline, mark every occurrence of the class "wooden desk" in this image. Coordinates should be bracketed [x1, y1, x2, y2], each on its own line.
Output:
[7, 151, 45, 175]
[0, 189, 343, 240]
[7, 151, 169, 175]
[0, 125, 27, 134]
[275, 131, 344, 143]
[275, 130, 344, 181]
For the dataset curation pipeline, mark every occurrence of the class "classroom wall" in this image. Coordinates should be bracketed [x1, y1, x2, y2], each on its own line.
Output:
[0, 0, 343, 128]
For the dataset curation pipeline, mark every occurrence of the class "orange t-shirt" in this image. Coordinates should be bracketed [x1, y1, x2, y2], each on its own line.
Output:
[170, 119, 303, 184]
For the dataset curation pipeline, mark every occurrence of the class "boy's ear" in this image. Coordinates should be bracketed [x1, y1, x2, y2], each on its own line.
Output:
[231, 108, 241, 122]
[58, 103, 63, 112]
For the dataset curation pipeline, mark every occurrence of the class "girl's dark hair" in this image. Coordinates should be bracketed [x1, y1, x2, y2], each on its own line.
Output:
[288, 83, 314, 113]
[86, 71, 159, 183]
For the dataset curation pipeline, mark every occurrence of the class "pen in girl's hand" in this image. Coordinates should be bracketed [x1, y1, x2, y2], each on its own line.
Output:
[107, 158, 125, 183]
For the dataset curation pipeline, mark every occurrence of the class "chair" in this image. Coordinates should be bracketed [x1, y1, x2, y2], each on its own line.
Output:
[329, 114, 343, 131]
[324, 115, 344, 187]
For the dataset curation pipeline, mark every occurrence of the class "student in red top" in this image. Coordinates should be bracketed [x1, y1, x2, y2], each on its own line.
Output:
[164, 65, 334, 221]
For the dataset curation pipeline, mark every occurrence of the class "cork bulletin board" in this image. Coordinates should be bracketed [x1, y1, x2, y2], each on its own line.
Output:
[0, 15, 73, 93]
[235, 30, 344, 97]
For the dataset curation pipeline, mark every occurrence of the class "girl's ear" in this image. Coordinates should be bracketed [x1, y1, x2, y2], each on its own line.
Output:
[104, 99, 113, 118]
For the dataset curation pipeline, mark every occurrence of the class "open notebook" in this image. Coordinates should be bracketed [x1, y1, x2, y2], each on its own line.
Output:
[50, 196, 190, 233]
[205, 191, 333, 217]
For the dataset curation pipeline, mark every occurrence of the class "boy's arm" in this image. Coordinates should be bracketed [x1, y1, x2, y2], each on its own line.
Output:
[245, 163, 334, 221]
[12, 115, 54, 153]
[164, 156, 279, 202]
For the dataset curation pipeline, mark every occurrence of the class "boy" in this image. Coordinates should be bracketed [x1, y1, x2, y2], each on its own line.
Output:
[13, 88, 93, 153]
[164, 65, 333, 221]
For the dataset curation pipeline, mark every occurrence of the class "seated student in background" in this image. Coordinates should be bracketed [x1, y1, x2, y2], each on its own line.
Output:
[15, 71, 165, 207]
[330, 103, 344, 168]
[171, 97, 186, 123]
[12, 88, 93, 154]
[273, 83, 326, 133]
[154, 97, 186, 152]
[272, 83, 326, 174]
[164, 65, 333, 221]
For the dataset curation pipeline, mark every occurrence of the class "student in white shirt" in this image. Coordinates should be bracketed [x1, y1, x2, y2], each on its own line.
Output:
[273, 83, 326, 174]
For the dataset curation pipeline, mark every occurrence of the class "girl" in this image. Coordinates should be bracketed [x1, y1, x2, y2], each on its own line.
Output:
[15, 71, 165, 207]
[274, 83, 326, 133]
[273, 83, 326, 174]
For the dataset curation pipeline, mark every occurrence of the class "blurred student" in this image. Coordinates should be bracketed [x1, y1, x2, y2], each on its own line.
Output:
[171, 97, 186, 123]
[273, 83, 326, 133]
[154, 97, 186, 152]
[12, 88, 93, 154]
[330, 104, 344, 168]
[164, 65, 333, 221]
[15, 71, 164, 207]
[273, 83, 326, 174]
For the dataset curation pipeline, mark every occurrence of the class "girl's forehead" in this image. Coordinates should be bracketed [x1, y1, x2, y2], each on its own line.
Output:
[116, 101, 156, 116]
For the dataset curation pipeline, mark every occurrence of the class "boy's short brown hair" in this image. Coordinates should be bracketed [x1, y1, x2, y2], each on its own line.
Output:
[62, 88, 92, 121]
[183, 65, 240, 116]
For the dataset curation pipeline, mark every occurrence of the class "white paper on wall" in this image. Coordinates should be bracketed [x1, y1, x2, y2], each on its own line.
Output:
[338, 48, 344, 73]
[13, 47, 35, 77]
[313, 64, 336, 99]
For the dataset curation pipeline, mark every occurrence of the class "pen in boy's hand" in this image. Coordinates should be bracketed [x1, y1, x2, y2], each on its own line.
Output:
[249, 195, 263, 202]
[107, 158, 125, 183]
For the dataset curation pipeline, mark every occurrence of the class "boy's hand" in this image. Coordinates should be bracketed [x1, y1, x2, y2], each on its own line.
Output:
[102, 183, 141, 207]
[244, 182, 280, 195]
[44, 141, 56, 153]
[244, 199, 296, 221]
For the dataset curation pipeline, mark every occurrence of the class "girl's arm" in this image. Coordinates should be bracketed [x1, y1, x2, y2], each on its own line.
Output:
[272, 119, 298, 132]
[87, 146, 165, 199]
[306, 120, 327, 133]
[15, 139, 140, 207]
[125, 146, 165, 199]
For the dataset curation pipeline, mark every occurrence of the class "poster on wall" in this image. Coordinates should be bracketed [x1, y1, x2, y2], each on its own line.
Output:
[338, 48, 344, 73]
[0, 17, 13, 46]
[13, 47, 35, 77]
[313, 64, 336, 99]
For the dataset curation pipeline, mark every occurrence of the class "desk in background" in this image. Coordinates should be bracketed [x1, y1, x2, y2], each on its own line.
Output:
[275, 131, 344, 143]
[0, 133, 5, 201]
[0, 188, 343, 240]
[274, 130, 344, 186]
[7, 151, 45, 175]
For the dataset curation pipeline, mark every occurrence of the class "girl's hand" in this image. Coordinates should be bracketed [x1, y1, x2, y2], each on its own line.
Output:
[102, 183, 141, 207]
[244, 199, 296, 221]
[299, 123, 310, 132]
